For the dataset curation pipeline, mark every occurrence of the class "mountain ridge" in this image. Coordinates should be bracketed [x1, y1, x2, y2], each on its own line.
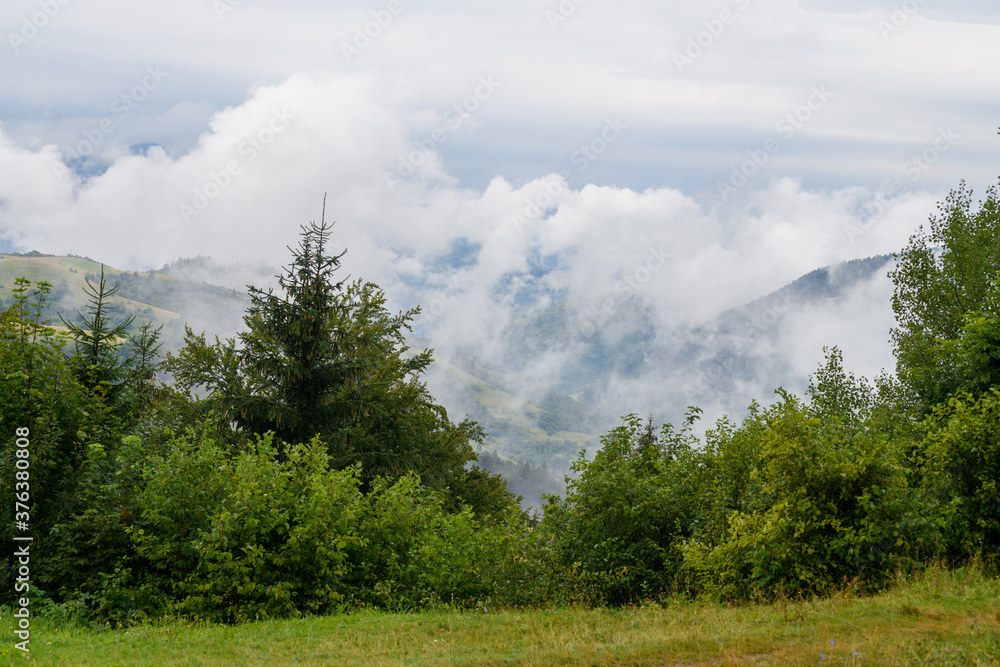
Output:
[2, 251, 896, 476]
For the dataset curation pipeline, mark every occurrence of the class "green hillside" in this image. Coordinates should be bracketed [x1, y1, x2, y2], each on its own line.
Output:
[432, 354, 600, 467]
[0, 252, 250, 353]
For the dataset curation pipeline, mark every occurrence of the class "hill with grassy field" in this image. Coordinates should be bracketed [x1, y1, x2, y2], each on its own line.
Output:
[0, 252, 250, 354]
[3, 188, 999, 640]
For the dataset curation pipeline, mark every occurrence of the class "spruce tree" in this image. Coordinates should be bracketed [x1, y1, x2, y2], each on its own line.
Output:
[233, 198, 365, 449]
[61, 265, 135, 390]
[165, 199, 514, 513]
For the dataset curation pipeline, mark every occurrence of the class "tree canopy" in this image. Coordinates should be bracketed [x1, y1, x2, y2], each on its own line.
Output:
[164, 203, 512, 513]
[5, 183, 1000, 624]
[890, 178, 1000, 411]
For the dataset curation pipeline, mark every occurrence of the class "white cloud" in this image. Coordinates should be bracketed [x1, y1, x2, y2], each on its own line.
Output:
[2, 1, 998, 442]
[0, 71, 955, 334]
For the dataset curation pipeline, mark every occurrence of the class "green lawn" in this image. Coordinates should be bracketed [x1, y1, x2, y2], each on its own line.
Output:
[3, 566, 998, 666]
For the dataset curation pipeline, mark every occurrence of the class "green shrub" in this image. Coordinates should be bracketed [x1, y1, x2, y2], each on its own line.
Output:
[43, 435, 150, 622]
[540, 413, 706, 604]
[126, 426, 364, 623]
[686, 387, 938, 600]
[342, 472, 542, 610]
[919, 388, 1000, 557]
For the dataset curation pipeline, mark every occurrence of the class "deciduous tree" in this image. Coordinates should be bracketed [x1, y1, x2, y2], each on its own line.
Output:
[890, 178, 1000, 411]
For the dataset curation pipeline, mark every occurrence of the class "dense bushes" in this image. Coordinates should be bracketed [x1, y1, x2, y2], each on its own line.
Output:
[542, 347, 990, 604]
[5, 183, 1000, 624]
[538, 413, 705, 604]
[1, 279, 116, 604]
[53, 421, 551, 624]
[5, 280, 1000, 623]
[124, 429, 363, 622]
[685, 390, 935, 599]
[919, 389, 1000, 557]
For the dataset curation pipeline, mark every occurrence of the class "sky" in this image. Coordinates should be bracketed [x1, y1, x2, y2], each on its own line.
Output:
[2, 0, 999, 423]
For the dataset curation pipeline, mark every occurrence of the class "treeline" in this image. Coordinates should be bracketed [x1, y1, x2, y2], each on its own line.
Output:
[2, 181, 999, 626]
[83, 269, 248, 317]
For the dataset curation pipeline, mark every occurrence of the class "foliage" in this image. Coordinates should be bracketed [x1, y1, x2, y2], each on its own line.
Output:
[161, 213, 355, 447]
[163, 211, 511, 514]
[890, 177, 1000, 411]
[60, 265, 136, 390]
[540, 411, 706, 604]
[41, 434, 153, 622]
[918, 388, 1000, 557]
[92, 420, 537, 622]
[235, 212, 356, 448]
[8, 182, 1000, 624]
[58, 264, 165, 427]
[121, 425, 365, 623]
[684, 350, 941, 600]
[691, 401, 770, 550]
[342, 473, 488, 609]
[933, 283, 1000, 399]
[338, 472, 568, 610]
[319, 281, 487, 501]
[0, 279, 104, 603]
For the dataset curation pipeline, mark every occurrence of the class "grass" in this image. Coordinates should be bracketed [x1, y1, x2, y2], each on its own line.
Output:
[0, 255, 181, 325]
[2, 566, 998, 666]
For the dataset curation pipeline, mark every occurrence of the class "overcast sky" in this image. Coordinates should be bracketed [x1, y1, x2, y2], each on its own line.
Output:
[2, 0, 999, 405]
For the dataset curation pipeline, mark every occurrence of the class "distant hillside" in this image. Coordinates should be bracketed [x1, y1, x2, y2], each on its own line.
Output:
[675, 254, 895, 402]
[1, 252, 897, 486]
[428, 254, 896, 472]
[428, 354, 604, 471]
[0, 253, 250, 352]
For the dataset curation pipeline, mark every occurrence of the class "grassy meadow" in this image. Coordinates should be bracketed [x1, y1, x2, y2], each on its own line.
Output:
[2, 565, 998, 666]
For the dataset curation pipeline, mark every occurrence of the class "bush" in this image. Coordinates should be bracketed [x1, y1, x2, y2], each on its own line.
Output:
[539, 413, 706, 604]
[686, 383, 939, 600]
[919, 388, 1000, 558]
[124, 426, 365, 623]
[82, 420, 548, 621]
[340, 472, 554, 610]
